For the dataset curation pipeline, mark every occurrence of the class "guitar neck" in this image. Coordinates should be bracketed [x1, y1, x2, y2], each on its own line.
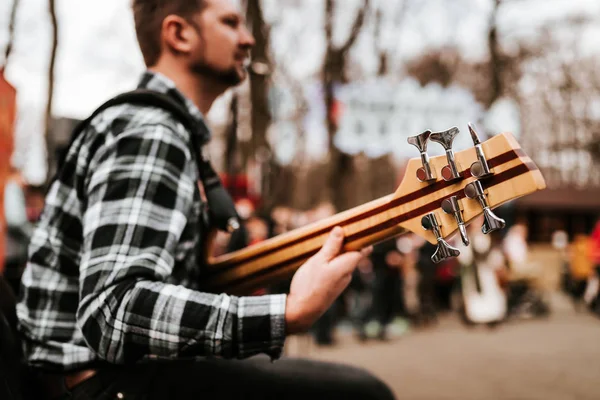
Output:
[200, 194, 407, 295]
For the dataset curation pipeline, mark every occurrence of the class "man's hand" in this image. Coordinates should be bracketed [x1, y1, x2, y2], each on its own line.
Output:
[285, 226, 372, 334]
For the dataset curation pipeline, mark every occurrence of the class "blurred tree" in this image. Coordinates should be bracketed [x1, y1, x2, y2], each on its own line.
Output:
[405, 48, 460, 88]
[245, 0, 287, 212]
[323, 0, 370, 211]
[517, 15, 600, 188]
[487, 0, 502, 108]
[246, 0, 273, 167]
[224, 93, 240, 180]
[44, 0, 58, 186]
[363, 5, 406, 204]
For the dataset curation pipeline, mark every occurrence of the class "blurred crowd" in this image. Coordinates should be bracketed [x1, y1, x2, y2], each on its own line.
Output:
[206, 198, 600, 345]
[559, 221, 600, 316]
[3, 169, 600, 344]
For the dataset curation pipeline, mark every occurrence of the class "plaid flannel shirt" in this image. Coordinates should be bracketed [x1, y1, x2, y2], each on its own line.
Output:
[16, 71, 286, 372]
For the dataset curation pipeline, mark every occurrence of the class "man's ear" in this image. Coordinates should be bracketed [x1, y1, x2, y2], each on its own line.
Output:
[162, 15, 196, 56]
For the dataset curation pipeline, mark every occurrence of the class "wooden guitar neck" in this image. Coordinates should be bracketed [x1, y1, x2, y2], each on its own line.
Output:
[200, 132, 546, 296]
[200, 194, 407, 295]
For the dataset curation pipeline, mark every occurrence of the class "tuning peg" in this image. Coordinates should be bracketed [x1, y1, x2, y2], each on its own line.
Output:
[441, 196, 469, 245]
[430, 127, 462, 181]
[464, 180, 506, 234]
[421, 213, 460, 264]
[407, 130, 436, 183]
[467, 123, 493, 179]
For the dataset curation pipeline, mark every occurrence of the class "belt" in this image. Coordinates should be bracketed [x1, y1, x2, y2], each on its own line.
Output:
[64, 369, 98, 390]
[36, 369, 98, 400]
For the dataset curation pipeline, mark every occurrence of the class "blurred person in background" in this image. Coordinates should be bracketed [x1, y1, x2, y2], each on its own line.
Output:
[434, 256, 459, 313]
[245, 214, 269, 246]
[14, 0, 392, 399]
[310, 202, 345, 346]
[584, 217, 600, 315]
[269, 205, 294, 237]
[3, 169, 32, 295]
[456, 217, 508, 327]
[244, 213, 271, 296]
[560, 231, 594, 310]
[355, 238, 403, 341]
[348, 254, 374, 340]
[503, 223, 550, 319]
[401, 235, 422, 325]
[416, 241, 439, 327]
[267, 206, 295, 295]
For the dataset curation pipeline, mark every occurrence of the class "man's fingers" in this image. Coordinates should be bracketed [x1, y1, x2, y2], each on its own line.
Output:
[360, 245, 373, 258]
[317, 226, 344, 262]
[328, 251, 364, 275]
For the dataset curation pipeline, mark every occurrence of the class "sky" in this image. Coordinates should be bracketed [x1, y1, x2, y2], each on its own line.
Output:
[0, 0, 599, 184]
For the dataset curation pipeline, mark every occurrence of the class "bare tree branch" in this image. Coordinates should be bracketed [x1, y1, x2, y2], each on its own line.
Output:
[246, 0, 272, 154]
[325, 0, 334, 45]
[44, 0, 58, 185]
[487, 0, 502, 107]
[339, 0, 370, 54]
[2, 0, 19, 69]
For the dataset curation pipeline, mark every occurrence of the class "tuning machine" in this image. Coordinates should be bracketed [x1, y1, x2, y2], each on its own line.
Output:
[407, 130, 436, 183]
[430, 127, 462, 182]
[464, 180, 506, 234]
[421, 213, 460, 264]
[468, 123, 493, 179]
[441, 196, 469, 245]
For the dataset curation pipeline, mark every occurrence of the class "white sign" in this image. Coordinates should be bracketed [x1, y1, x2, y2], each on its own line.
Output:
[268, 78, 485, 165]
[334, 78, 484, 159]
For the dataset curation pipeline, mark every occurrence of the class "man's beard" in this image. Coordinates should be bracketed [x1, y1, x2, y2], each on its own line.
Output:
[191, 59, 246, 87]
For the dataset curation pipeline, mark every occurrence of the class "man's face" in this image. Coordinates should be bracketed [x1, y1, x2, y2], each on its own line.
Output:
[187, 0, 255, 87]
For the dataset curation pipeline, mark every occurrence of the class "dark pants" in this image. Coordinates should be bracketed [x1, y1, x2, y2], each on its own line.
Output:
[417, 275, 437, 324]
[356, 268, 400, 337]
[313, 299, 340, 345]
[62, 356, 395, 400]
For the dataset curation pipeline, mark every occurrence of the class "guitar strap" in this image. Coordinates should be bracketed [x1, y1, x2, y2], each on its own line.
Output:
[53, 89, 240, 233]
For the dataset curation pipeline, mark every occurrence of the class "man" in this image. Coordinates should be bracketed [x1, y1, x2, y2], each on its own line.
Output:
[356, 238, 403, 341]
[416, 241, 438, 327]
[16, 0, 394, 399]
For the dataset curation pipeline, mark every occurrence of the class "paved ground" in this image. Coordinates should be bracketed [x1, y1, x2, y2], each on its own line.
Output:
[297, 293, 600, 400]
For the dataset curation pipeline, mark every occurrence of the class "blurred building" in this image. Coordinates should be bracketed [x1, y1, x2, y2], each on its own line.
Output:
[409, 50, 600, 243]
[514, 85, 600, 242]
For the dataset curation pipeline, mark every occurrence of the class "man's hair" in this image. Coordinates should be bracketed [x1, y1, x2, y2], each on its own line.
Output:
[132, 0, 207, 67]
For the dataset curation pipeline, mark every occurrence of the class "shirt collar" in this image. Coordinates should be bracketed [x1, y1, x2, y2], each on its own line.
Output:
[137, 70, 211, 145]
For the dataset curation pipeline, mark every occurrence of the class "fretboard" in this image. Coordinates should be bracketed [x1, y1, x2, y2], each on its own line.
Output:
[200, 194, 407, 295]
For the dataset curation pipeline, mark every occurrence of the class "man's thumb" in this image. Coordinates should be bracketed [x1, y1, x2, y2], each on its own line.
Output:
[318, 226, 345, 261]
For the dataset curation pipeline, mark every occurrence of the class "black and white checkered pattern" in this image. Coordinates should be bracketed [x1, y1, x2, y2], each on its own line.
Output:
[16, 71, 286, 372]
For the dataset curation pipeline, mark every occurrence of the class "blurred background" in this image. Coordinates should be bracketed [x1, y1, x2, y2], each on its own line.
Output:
[1, 0, 600, 399]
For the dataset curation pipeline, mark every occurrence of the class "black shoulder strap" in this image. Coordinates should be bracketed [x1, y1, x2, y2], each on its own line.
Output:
[56, 89, 239, 232]
[63, 89, 203, 169]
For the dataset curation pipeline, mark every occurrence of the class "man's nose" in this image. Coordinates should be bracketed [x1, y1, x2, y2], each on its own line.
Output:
[240, 25, 255, 48]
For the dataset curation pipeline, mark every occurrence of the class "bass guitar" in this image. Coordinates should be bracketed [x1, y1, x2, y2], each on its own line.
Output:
[200, 125, 546, 296]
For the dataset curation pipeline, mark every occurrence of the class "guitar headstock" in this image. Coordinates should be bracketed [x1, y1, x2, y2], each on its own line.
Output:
[393, 125, 545, 262]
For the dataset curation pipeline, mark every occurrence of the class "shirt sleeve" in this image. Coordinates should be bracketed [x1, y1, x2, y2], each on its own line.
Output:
[76, 124, 286, 364]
